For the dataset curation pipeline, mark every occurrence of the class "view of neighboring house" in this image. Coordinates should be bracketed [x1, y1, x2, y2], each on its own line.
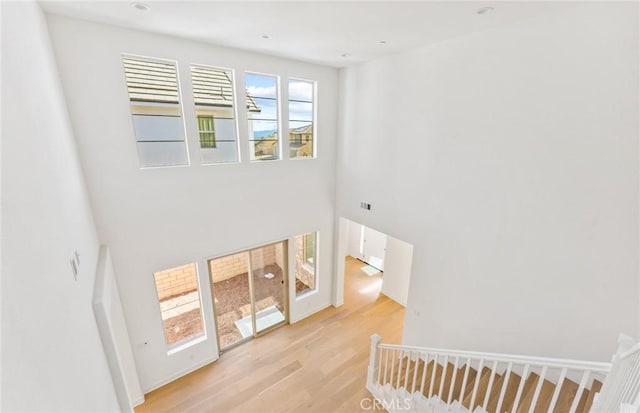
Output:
[5, 1, 639, 412]
[289, 124, 313, 158]
[250, 124, 315, 160]
[252, 130, 279, 160]
[123, 57, 187, 167]
[124, 58, 261, 165]
[125, 59, 312, 163]
[192, 65, 260, 163]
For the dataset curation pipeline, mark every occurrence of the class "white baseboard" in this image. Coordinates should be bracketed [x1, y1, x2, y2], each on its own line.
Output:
[380, 292, 406, 307]
[131, 396, 145, 407]
[290, 303, 331, 324]
[142, 354, 218, 394]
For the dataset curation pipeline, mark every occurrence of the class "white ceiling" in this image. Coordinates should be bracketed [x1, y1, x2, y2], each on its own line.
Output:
[40, 1, 568, 68]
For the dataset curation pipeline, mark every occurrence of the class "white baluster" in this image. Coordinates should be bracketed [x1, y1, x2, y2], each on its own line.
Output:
[511, 364, 530, 413]
[390, 349, 397, 389]
[404, 351, 412, 390]
[495, 362, 512, 413]
[547, 367, 567, 413]
[377, 347, 384, 386]
[383, 347, 390, 385]
[420, 353, 430, 395]
[469, 358, 484, 411]
[397, 349, 405, 388]
[483, 360, 498, 412]
[447, 356, 460, 405]
[569, 370, 590, 413]
[411, 351, 420, 394]
[460, 357, 472, 402]
[429, 354, 439, 398]
[527, 365, 547, 413]
[439, 355, 449, 400]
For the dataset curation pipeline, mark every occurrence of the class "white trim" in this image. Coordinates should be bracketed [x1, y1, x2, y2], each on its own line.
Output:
[289, 303, 330, 324]
[142, 354, 218, 394]
[200, 161, 242, 167]
[248, 157, 283, 163]
[245, 70, 282, 162]
[376, 343, 611, 371]
[287, 77, 317, 159]
[93, 246, 144, 412]
[288, 156, 317, 161]
[132, 396, 145, 408]
[130, 101, 181, 108]
[167, 334, 207, 356]
[139, 163, 190, 171]
[295, 288, 319, 301]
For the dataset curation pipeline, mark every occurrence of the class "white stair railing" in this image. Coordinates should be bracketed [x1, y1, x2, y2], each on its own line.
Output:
[367, 334, 614, 413]
[591, 335, 640, 413]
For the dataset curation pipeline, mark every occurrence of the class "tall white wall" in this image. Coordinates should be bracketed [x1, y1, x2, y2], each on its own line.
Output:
[45, 15, 339, 391]
[1, 2, 119, 411]
[337, 3, 639, 361]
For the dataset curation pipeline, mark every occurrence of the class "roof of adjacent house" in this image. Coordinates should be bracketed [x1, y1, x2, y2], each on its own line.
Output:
[289, 124, 313, 134]
[123, 57, 180, 104]
[123, 57, 260, 112]
[191, 65, 260, 112]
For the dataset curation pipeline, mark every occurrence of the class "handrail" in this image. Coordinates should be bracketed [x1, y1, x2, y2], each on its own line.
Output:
[376, 342, 611, 372]
[366, 334, 623, 413]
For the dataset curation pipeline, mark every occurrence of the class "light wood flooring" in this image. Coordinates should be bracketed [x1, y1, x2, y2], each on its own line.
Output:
[135, 256, 405, 413]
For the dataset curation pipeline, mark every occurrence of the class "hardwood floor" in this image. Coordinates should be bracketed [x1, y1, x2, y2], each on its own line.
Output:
[135, 256, 405, 413]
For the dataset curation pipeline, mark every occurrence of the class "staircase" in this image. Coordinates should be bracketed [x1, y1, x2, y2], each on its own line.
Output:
[366, 334, 640, 413]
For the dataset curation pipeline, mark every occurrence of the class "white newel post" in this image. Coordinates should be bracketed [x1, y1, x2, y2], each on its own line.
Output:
[368, 334, 382, 388]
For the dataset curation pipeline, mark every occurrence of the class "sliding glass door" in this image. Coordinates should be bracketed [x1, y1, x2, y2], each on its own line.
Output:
[251, 243, 286, 334]
[209, 241, 288, 351]
[208, 251, 252, 349]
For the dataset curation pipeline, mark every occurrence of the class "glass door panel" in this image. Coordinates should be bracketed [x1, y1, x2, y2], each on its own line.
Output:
[209, 251, 252, 350]
[250, 242, 287, 334]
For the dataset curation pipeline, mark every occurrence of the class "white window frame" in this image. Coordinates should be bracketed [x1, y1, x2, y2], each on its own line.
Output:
[295, 231, 319, 299]
[152, 262, 207, 355]
[287, 77, 317, 160]
[190, 63, 242, 165]
[122, 53, 190, 169]
[245, 71, 282, 162]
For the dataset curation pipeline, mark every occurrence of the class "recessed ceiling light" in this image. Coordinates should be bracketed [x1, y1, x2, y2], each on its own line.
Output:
[477, 6, 494, 15]
[131, 2, 150, 11]
[261, 34, 271, 39]
[341, 53, 351, 58]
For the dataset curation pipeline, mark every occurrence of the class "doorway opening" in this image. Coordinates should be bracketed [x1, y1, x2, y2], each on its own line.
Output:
[336, 218, 414, 308]
[208, 241, 288, 351]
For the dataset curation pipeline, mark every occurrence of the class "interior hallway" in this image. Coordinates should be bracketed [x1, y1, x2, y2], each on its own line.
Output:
[135, 256, 405, 412]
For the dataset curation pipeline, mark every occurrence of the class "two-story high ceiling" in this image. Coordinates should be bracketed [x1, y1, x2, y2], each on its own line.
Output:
[41, 1, 568, 67]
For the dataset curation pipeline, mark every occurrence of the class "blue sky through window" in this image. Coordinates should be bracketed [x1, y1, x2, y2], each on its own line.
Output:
[245, 75, 314, 137]
[246, 73, 278, 137]
[289, 80, 313, 130]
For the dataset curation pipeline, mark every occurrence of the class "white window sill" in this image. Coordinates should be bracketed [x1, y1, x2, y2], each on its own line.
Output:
[302, 263, 316, 275]
[295, 288, 318, 301]
[167, 334, 207, 356]
[289, 156, 317, 161]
